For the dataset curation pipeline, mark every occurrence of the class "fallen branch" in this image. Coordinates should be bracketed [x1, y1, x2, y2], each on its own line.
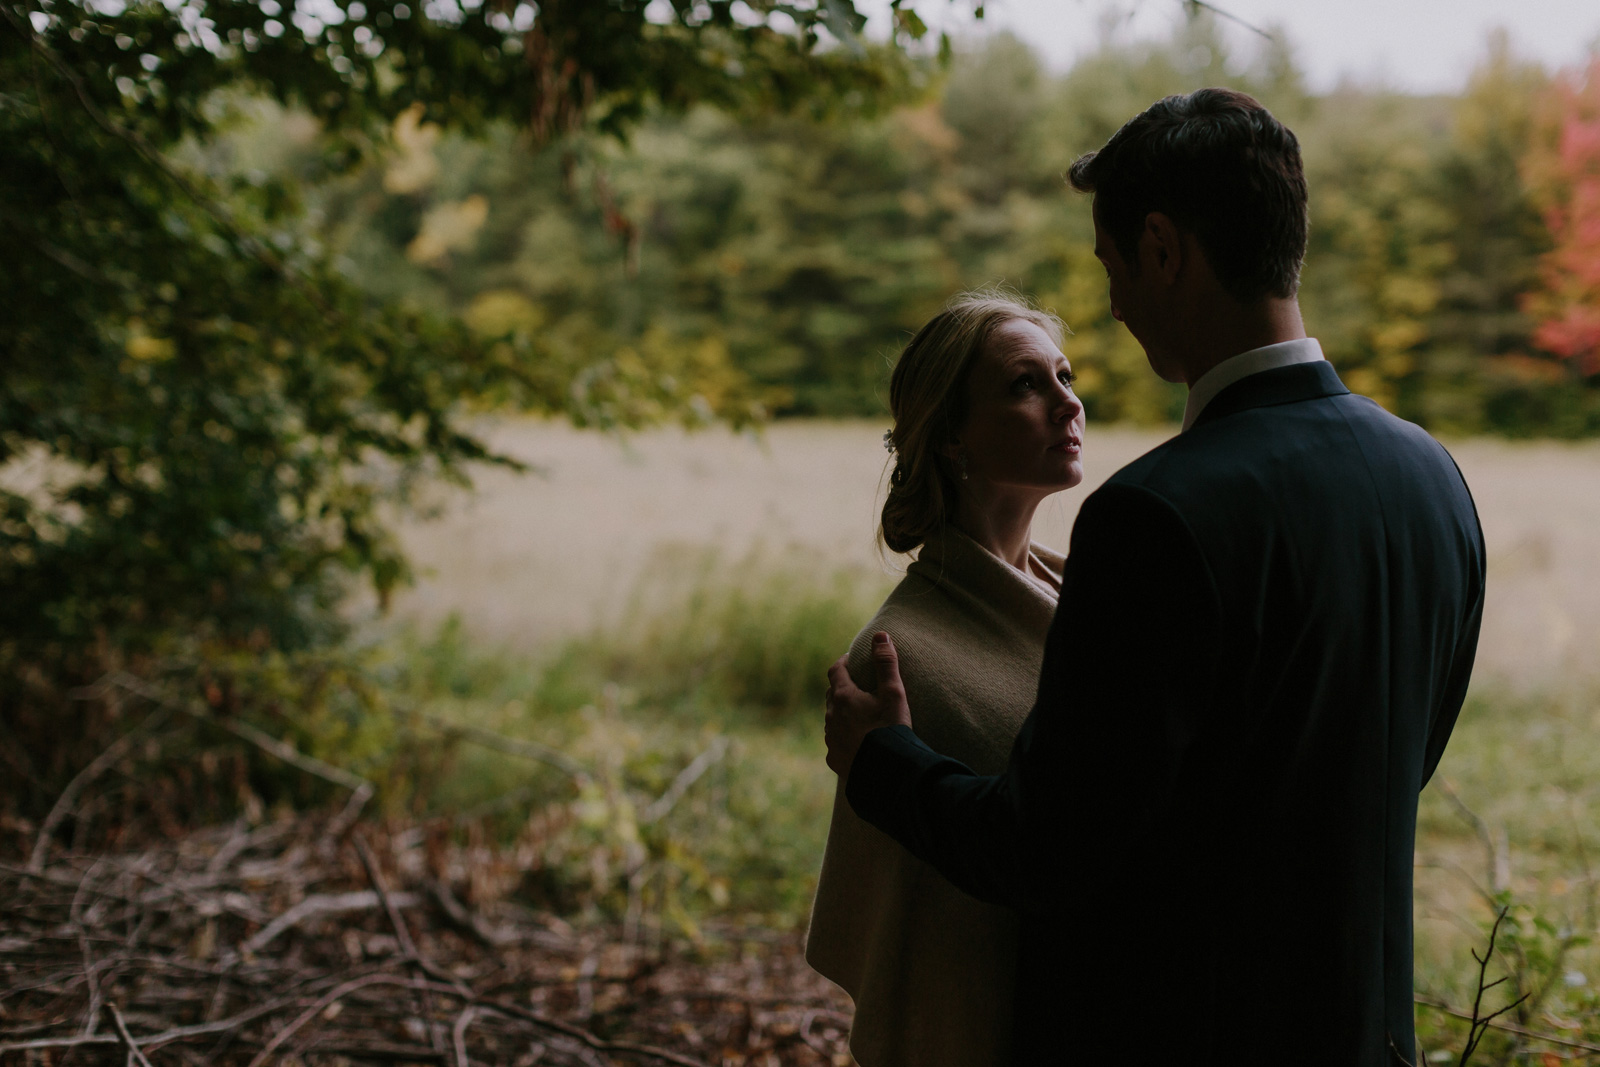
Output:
[355, 834, 470, 995]
[210, 712, 372, 838]
[240, 890, 422, 954]
[76, 671, 375, 836]
[1415, 996, 1600, 1054]
[0, 996, 296, 1054]
[640, 738, 729, 825]
[667, 991, 848, 1014]
[245, 972, 403, 1067]
[29, 705, 172, 871]
[798, 1008, 830, 1057]
[1435, 777, 1510, 896]
[107, 1003, 155, 1067]
[483, 996, 712, 1067]
[354, 836, 424, 962]
[310, 1042, 448, 1062]
[420, 715, 591, 784]
[230, 970, 716, 1067]
[72, 858, 110, 1038]
[452, 1005, 479, 1067]
[431, 880, 518, 949]
[2, 811, 851, 1067]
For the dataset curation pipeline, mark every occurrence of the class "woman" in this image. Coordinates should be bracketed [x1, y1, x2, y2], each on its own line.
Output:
[805, 291, 1085, 1067]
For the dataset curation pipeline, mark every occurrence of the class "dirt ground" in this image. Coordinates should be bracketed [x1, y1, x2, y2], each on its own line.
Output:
[386, 419, 1600, 692]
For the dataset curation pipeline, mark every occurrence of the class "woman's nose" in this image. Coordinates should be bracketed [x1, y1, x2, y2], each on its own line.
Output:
[1052, 381, 1083, 421]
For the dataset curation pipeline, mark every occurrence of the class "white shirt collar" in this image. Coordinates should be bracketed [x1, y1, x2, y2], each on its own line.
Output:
[1181, 337, 1326, 432]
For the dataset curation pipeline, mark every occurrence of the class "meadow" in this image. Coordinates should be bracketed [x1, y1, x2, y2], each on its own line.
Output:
[368, 419, 1600, 1056]
[385, 420, 1600, 689]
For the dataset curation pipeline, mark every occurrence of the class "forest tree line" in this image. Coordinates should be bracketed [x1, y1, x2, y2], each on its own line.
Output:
[221, 21, 1600, 435]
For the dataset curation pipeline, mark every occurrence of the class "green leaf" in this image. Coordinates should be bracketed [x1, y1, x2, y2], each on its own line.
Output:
[895, 9, 929, 40]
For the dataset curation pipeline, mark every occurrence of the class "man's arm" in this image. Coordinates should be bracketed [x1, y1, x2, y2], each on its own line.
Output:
[1421, 508, 1487, 787]
[828, 483, 1223, 915]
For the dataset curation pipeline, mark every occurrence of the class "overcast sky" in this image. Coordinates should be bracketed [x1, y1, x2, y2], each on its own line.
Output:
[862, 0, 1600, 94]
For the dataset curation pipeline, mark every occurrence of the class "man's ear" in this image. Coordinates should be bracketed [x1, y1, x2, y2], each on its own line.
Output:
[1140, 212, 1184, 285]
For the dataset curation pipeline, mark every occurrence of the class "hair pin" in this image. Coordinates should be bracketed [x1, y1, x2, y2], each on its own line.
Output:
[883, 429, 896, 454]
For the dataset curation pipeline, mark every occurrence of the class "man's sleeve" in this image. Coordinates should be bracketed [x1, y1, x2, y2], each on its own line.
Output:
[844, 482, 1222, 915]
[1421, 501, 1487, 787]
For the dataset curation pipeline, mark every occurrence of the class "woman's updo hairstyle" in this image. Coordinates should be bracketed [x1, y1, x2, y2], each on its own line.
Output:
[880, 290, 1065, 554]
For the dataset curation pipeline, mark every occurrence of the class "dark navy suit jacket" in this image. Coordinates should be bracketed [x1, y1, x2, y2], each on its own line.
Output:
[846, 360, 1485, 1065]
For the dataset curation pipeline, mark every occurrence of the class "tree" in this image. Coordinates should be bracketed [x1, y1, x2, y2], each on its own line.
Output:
[0, 0, 927, 663]
[1425, 34, 1551, 432]
[1295, 89, 1455, 417]
[1524, 53, 1600, 378]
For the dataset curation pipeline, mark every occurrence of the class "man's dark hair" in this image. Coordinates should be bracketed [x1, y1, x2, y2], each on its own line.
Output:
[1068, 87, 1308, 302]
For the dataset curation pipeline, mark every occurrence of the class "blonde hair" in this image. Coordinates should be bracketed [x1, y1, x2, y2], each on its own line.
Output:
[880, 290, 1066, 554]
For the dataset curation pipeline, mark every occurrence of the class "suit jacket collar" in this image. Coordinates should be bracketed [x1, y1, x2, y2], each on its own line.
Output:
[1189, 359, 1351, 430]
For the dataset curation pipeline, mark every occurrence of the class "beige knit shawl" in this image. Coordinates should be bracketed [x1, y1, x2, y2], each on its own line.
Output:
[805, 525, 1063, 1067]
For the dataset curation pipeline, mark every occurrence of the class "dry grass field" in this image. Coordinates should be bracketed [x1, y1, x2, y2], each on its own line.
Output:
[387, 418, 1600, 692]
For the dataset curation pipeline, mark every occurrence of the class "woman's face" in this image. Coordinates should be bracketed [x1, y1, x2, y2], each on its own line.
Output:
[951, 319, 1085, 496]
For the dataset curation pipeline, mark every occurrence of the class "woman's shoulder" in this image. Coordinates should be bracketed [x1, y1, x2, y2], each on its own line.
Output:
[845, 552, 1045, 774]
[859, 566, 951, 634]
[845, 570, 956, 678]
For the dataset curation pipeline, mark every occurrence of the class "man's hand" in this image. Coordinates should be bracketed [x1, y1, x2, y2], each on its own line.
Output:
[824, 631, 913, 781]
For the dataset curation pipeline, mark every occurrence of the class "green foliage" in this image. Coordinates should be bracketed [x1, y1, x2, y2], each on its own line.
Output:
[0, 100, 507, 653]
[1297, 93, 1454, 414]
[263, 18, 1600, 434]
[0, 0, 930, 670]
[1424, 37, 1559, 433]
[294, 20, 1276, 423]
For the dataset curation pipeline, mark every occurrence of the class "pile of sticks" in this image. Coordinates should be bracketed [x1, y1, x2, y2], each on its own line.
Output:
[0, 815, 853, 1067]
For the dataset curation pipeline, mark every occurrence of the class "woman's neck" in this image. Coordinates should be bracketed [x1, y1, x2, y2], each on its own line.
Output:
[950, 485, 1045, 572]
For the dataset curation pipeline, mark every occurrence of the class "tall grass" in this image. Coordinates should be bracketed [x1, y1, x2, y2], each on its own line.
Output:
[372, 546, 893, 928]
[533, 544, 894, 722]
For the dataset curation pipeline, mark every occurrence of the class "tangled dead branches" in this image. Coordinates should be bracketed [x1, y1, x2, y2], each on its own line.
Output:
[0, 815, 853, 1067]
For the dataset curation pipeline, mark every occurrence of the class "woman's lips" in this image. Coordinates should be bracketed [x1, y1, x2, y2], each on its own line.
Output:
[1051, 438, 1082, 454]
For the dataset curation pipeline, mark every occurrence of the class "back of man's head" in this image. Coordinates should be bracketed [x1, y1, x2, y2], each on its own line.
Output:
[1068, 88, 1307, 304]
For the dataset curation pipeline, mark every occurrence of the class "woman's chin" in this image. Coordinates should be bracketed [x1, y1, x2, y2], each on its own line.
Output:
[1051, 457, 1084, 489]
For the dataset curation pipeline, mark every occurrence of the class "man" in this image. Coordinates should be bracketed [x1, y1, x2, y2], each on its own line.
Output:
[823, 88, 1485, 1065]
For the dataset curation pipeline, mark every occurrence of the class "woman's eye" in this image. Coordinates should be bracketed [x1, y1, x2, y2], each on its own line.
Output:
[1011, 375, 1035, 393]
[1059, 370, 1077, 387]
